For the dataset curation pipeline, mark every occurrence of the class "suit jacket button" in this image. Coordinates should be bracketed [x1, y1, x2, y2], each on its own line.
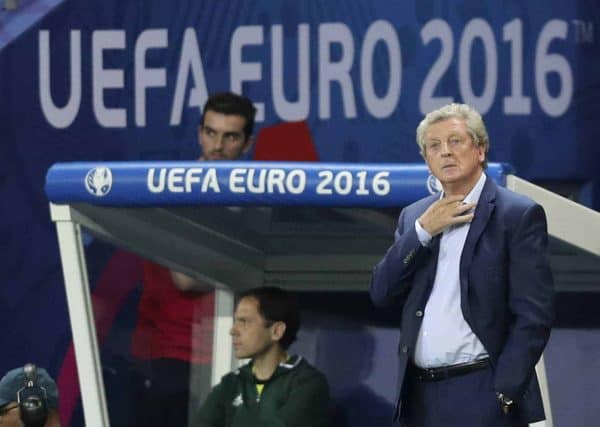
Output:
[401, 345, 409, 354]
[416, 310, 423, 318]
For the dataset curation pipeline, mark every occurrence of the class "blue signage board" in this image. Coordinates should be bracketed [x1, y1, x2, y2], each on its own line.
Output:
[45, 161, 512, 207]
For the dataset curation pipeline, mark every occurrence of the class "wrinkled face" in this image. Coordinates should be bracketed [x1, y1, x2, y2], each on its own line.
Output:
[198, 110, 250, 161]
[423, 117, 485, 190]
[230, 297, 282, 359]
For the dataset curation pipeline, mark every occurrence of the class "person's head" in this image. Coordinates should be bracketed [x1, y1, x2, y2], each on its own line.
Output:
[198, 92, 257, 161]
[416, 103, 488, 191]
[230, 287, 300, 360]
[0, 365, 60, 427]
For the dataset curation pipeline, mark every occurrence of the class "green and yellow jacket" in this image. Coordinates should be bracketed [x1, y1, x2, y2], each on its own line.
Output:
[196, 355, 331, 427]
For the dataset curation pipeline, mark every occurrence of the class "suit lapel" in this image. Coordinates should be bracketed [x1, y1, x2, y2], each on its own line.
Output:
[408, 195, 442, 298]
[421, 194, 442, 268]
[420, 196, 443, 295]
[459, 178, 497, 304]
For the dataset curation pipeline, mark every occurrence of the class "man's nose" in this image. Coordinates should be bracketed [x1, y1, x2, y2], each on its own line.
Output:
[214, 135, 225, 149]
[230, 325, 237, 336]
[440, 141, 452, 155]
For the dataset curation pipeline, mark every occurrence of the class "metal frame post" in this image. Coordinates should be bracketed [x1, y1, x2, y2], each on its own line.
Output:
[211, 288, 235, 385]
[51, 204, 110, 427]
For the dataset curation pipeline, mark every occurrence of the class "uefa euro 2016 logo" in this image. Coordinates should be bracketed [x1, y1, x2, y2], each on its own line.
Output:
[426, 174, 442, 194]
[85, 167, 113, 197]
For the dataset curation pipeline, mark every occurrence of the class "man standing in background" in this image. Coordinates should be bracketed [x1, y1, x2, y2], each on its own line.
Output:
[129, 92, 257, 427]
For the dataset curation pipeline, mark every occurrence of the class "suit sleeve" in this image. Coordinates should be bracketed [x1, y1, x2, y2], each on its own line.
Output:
[369, 208, 432, 308]
[493, 203, 555, 400]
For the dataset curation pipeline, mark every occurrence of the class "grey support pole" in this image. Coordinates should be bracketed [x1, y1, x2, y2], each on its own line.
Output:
[50, 203, 110, 427]
[211, 288, 235, 386]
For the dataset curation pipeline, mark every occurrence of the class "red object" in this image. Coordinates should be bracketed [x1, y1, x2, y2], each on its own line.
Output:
[58, 119, 319, 425]
[57, 250, 143, 426]
[253, 121, 319, 161]
[131, 261, 214, 363]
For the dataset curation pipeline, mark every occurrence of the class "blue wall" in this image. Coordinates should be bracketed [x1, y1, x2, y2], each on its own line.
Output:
[1, 1, 599, 425]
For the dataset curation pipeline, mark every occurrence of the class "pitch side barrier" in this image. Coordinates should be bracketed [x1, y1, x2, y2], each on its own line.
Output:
[46, 162, 559, 427]
[45, 161, 511, 206]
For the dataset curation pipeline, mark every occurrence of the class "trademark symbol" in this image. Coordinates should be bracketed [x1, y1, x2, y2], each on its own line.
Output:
[572, 20, 594, 44]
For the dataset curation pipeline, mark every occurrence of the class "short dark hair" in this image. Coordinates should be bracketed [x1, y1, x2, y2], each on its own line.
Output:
[200, 92, 257, 140]
[237, 287, 300, 350]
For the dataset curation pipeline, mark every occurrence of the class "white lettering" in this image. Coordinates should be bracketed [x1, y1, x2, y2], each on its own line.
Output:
[535, 20, 573, 117]
[184, 168, 203, 193]
[135, 29, 168, 126]
[316, 171, 333, 195]
[39, 30, 82, 128]
[356, 171, 369, 195]
[167, 168, 185, 193]
[458, 19, 497, 114]
[229, 168, 247, 193]
[267, 169, 286, 193]
[247, 168, 265, 193]
[228, 168, 305, 194]
[419, 19, 454, 114]
[271, 24, 310, 121]
[92, 30, 126, 127]
[360, 20, 401, 118]
[286, 170, 306, 194]
[230, 26, 264, 121]
[333, 171, 353, 195]
[318, 23, 356, 119]
[202, 168, 220, 192]
[503, 19, 531, 114]
[170, 28, 209, 125]
[148, 167, 221, 193]
[148, 168, 166, 193]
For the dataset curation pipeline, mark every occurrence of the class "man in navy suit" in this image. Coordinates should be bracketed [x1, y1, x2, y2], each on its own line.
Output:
[370, 103, 554, 427]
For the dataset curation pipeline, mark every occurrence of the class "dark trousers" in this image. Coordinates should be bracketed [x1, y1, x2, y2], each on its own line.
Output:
[129, 358, 211, 427]
[399, 364, 529, 427]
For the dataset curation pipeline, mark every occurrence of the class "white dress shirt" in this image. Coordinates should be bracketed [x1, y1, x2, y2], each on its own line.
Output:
[413, 172, 489, 368]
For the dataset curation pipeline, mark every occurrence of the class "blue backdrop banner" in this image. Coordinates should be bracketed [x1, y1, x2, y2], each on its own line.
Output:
[1, 1, 599, 425]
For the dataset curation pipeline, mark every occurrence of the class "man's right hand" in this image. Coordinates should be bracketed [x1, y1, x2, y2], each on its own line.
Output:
[170, 270, 213, 293]
[417, 195, 476, 237]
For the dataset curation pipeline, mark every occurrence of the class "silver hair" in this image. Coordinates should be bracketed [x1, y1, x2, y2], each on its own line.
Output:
[416, 103, 489, 168]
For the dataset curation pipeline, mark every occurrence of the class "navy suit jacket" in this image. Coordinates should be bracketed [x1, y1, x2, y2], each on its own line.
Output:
[370, 177, 554, 423]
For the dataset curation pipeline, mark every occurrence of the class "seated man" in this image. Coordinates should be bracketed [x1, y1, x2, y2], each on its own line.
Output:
[197, 286, 331, 427]
[0, 364, 60, 427]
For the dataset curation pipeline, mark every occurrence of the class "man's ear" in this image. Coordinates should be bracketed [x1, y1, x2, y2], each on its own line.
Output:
[270, 321, 286, 342]
[478, 144, 485, 164]
[197, 126, 205, 160]
[242, 136, 254, 155]
[197, 125, 204, 146]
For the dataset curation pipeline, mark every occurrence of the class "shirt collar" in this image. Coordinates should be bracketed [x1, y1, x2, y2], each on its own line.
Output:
[463, 172, 486, 205]
[439, 172, 487, 205]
